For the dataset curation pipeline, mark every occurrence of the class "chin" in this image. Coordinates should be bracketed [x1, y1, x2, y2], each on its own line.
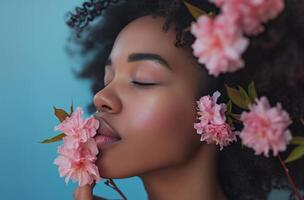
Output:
[96, 159, 134, 179]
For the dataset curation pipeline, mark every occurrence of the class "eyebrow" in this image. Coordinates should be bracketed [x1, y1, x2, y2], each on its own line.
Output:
[105, 53, 172, 71]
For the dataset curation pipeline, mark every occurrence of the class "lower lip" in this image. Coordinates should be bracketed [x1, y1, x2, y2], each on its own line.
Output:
[95, 135, 121, 150]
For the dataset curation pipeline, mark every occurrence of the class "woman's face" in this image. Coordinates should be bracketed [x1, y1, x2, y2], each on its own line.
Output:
[93, 15, 207, 178]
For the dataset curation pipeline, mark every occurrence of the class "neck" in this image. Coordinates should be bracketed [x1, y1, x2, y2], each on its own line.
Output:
[139, 144, 227, 200]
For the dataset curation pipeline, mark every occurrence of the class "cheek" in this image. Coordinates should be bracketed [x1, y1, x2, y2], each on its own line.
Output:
[129, 95, 195, 136]
[125, 96, 201, 169]
[97, 91, 201, 178]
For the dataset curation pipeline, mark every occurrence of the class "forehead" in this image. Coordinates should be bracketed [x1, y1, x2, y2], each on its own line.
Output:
[109, 15, 194, 68]
[115, 15, 176, 49]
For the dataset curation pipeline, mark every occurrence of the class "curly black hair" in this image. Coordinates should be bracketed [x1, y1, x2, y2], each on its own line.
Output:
[65, 0, 304, 199]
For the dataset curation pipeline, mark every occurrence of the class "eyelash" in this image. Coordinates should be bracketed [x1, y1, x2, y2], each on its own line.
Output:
[132, 81, 157, 86]
[103, 80, 157, 87]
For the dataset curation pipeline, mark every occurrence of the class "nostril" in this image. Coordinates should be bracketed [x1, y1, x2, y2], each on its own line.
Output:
[100, 105, 112, 112]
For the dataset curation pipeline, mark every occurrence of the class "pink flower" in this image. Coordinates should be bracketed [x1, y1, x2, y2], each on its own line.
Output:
[196, 91, 227, 125]
[218, 0, 285, 35]
[54, 138, 101, 186]
[198, 123, 237, 150]
[190, 0, 284, 76]
[54, 107, 99, 148]
[53, 106, 101, 186]
[191, 15, 248, 77]
[240, 97, 292, 157]
[194, 91, 237, 150]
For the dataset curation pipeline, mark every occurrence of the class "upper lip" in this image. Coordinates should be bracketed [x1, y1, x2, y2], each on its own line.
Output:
[94, 116, 121, 139]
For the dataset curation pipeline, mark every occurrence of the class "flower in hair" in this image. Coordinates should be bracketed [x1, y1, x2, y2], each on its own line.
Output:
[191, 14, 248, 77]
[187, 0, 285, 76]
[239, 96, 292, 157]
[194, 91, 237, 150]
[216, 0, 285, 35]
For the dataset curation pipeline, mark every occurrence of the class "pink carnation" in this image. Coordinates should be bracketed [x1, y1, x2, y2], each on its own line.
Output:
[54, 107, 99, 148]
[191, 0, 284, 76]
[217, 0, 285, 35]
[53, 107, 101, 186]
[198, 123, 237, 150]
[240, 97, 292, 157]
[196, 91, 227, 125]
[191, 15, 248, 77]
[194, 91, 237, 150]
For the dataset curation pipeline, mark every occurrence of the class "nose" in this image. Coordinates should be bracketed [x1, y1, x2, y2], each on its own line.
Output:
[93, 86, 122, 114]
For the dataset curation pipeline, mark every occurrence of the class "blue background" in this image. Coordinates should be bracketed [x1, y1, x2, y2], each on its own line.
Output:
[0, 0, 290, 199]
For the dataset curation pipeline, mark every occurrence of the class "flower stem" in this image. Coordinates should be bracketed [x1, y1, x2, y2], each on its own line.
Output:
[108, 178, 127, 200]
[278, 155, 303, 200]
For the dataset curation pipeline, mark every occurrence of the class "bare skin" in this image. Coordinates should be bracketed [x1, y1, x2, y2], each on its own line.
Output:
[74, 15, 227, 200]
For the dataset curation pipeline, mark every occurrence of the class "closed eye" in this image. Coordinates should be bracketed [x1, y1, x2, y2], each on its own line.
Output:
[132, 81, 157, 86]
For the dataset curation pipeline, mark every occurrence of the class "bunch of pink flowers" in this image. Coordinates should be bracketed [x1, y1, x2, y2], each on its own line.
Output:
[53, 107, 101, 186]
[193, 88, 304, 199]
[191, 0, 285, 77]
[194, 91, 292, 157]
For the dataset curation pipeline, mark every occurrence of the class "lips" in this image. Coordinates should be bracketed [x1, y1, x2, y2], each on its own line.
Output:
[95, 135, 121, 150]
[94, 117, 121, 149]
[95, 117, 121, 139]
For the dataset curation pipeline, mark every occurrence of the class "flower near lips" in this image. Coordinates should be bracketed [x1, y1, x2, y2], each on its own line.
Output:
[54, 138, 100, 186]
[194, 91, 237, 150]
[54, 107, 99, 149]
[191, 14, 249, 77]
[53, 106, 101, 186]
[240, 97, 292, 157]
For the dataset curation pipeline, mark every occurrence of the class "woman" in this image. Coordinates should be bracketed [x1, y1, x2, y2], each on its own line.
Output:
[66, 0, 304, 199]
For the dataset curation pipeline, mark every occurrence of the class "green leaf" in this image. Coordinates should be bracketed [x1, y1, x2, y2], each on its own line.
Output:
[291, 136, 304, 145]
[53, 106, 69, 122]
[70, 101, 74, 116]
[227, 100, 232, 113]
[225, 84, 248, 109]
[40, 133, 66, 144]
[227, 116, 233, 126]
[285, 145, 304, 163]
[248, 81, 258, 103]
[183, 0, 207, 19]
[238, 85, 251, 106]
